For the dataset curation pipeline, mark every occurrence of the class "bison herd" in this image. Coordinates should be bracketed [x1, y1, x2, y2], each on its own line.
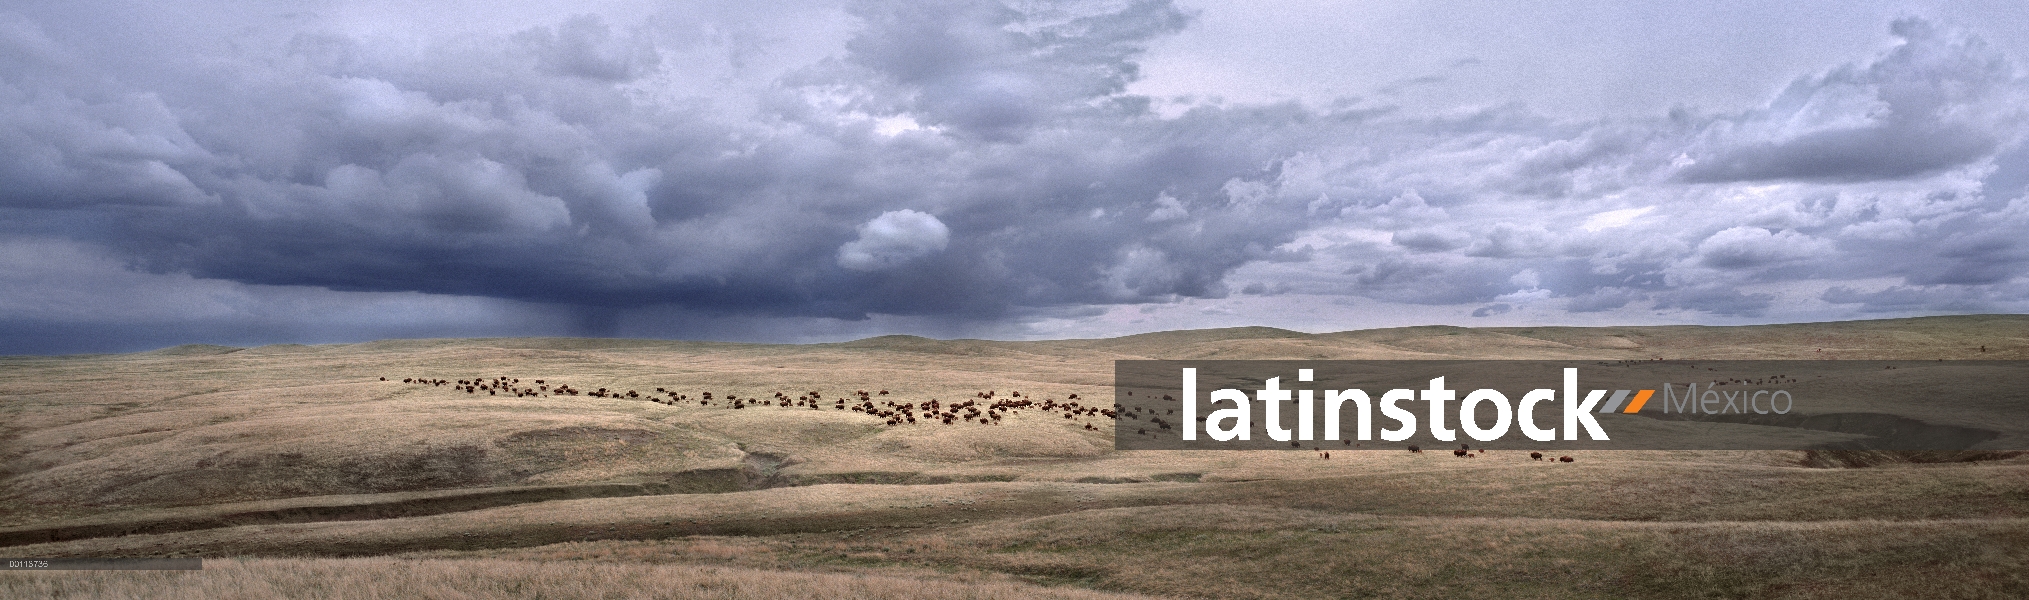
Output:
[391, 376, 1114, 430]
[385, 376, 1582, 462]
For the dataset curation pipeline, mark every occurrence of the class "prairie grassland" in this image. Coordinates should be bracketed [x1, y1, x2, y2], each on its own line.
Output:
[0, 556, 1158, 599]
[3, 315, 2028, 598]
[406, 508, 2028, 600]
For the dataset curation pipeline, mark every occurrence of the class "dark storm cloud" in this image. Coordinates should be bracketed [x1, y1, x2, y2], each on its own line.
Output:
[1675, 122, 1997, 183]
[1674, 19, 2018, 184]
[1984, 140, 2029, 201]
[1390, 228, 1469, 253]
[1692, 227, 1833, 270]
[830, 0, 1191, 140]
[1819, 284, 2012, 314]
[1877, 224, 2029, 287]
[518, 15, 662, 81]
[0, 236, 581, 353]
[2, 3, 2028, 353]
[1653, 286, 1777, 317]
[1343, 257, 1519, 306]
[1562, 287, 1638, 313]
[4, 0, 1314, 326]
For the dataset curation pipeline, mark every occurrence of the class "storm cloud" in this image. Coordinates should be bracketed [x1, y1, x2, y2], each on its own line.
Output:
[1, 1, 2027, 353]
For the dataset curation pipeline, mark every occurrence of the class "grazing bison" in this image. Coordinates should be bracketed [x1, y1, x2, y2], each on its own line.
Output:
[1530, 452, 1543, 461]
[1559, 456, 1574, 463]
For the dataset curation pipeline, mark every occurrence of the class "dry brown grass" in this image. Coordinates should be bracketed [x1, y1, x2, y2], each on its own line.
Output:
[910, 506, 2029, 599]
[3, 315, 2028, 598]
[0, 556, 1160, 599]
[8, 315, 2022, 522]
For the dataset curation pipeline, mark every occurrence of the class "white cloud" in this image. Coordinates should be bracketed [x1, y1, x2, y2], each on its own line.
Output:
[1145, 192, 1188, 222]
[1580, 206, 1654, 232]
[836, 209, 951, 271]
[1692, 226, 1836, 270]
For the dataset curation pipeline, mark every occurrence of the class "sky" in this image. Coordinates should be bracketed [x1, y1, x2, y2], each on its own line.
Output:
[3, 0, 2028, 354]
